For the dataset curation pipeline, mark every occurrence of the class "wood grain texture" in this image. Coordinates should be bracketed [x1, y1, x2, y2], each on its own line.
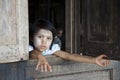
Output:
[0, 0, 29, 63]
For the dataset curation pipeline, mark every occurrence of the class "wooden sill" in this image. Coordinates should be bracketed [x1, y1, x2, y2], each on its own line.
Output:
[26, 55, 74, 66]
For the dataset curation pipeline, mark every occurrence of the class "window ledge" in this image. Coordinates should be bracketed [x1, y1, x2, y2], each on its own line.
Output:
[26, 55, 74, 66]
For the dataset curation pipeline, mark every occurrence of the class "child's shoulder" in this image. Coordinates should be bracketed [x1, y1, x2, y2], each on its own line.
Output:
[29, 45, 33, 51]
[42, 44, 60, 55]
[52, 44, 60, 50]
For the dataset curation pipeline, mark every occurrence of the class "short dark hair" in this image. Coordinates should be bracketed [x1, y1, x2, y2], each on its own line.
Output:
[29, 19, 57, 49]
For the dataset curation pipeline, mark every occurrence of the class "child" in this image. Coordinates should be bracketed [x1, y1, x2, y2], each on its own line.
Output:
[54, 26, 64, 49]
[29, 19, 110, 72]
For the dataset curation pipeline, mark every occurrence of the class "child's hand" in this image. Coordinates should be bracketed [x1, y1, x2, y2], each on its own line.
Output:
[94, 54, 110, 67]
[29, 49, 52, 72]
[36, 55, 52, 72]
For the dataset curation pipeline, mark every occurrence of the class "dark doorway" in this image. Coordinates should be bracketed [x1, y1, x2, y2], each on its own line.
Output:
[28, 0, 65, 50]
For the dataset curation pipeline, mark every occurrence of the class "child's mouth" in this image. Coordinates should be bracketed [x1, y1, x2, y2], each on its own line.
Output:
[40, 45, 47, 49]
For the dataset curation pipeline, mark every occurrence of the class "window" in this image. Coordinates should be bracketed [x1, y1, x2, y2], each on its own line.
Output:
[29, 0, 65, 50]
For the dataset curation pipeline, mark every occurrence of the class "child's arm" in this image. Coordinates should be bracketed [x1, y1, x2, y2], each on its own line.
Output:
[53, 50, 110, 67]
[29, 50, 52, 72]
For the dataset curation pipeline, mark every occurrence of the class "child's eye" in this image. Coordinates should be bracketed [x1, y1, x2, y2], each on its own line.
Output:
[38, 36, 42, 38]
[47, 37, 52, 40]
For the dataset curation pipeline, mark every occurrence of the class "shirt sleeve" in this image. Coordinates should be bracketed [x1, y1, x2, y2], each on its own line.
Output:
[42, 44, 60, 55]
[29, 45, 33, 51]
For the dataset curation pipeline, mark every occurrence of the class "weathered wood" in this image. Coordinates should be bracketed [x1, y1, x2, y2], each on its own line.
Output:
[0, 56, 120, 80]
[0, 0, 16, 44]
[81, 0, 120, 60]
[23, 57, 120, 80]
[0, 0, 29, 63]
[0, 62, 18, 80]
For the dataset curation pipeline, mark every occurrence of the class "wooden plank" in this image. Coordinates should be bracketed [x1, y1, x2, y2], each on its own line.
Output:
[0, 62, 18, 80]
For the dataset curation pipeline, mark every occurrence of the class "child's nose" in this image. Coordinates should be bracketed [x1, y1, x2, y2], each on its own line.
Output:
[42, 38, 47, 44]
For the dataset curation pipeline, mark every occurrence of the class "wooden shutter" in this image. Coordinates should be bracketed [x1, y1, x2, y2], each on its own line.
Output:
[0, 0, 29, 63]
[82, 0, 120, 60]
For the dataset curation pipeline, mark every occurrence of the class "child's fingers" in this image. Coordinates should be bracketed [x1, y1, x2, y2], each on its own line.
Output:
[102, 59, 110, 66]
[47, 64, 52, 72]
[40, 65, 44, 72]
[44, 64, 47, 72]
[35, 62, 52, 72]
[105, 60, 110, 66]
[36, 62, 41, 70]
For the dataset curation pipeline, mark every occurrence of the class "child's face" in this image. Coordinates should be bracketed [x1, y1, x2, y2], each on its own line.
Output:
[33, 29, 53, 52]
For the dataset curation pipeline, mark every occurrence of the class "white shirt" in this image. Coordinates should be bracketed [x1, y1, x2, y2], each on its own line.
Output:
[29, 44, 60, 55]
